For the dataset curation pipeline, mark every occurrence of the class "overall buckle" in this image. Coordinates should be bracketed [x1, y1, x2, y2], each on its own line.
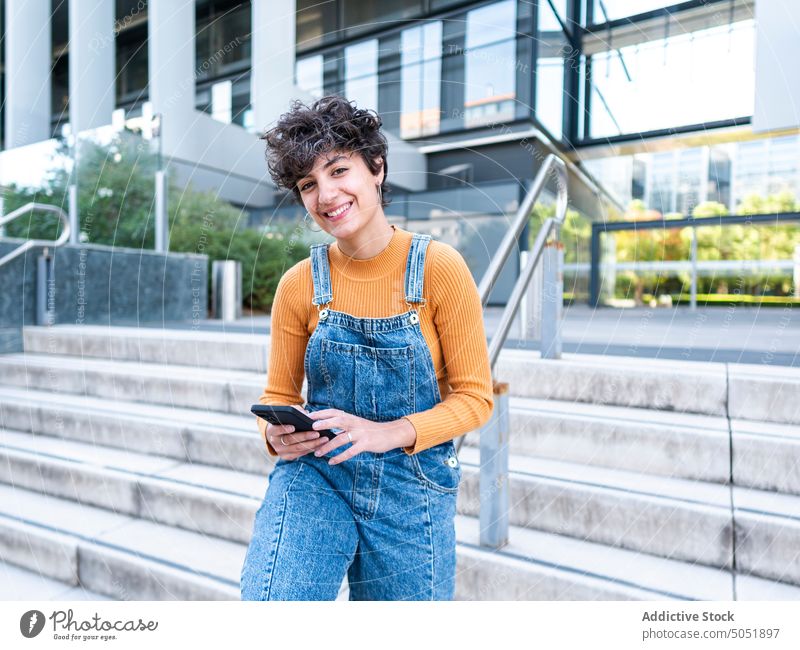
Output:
[316, 301, 332, 321]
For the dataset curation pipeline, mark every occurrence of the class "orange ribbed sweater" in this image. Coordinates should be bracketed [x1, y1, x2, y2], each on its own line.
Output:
[256, 224, 494, 457]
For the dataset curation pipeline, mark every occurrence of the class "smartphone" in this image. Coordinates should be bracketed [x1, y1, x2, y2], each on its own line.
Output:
[250, 405, 338, 440]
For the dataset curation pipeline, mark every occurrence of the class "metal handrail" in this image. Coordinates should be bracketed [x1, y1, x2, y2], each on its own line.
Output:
[0, 203, 71, 268]
[455, 153, 568, 455]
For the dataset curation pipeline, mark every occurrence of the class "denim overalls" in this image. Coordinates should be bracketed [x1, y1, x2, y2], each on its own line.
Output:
[240, 233, 463, 601]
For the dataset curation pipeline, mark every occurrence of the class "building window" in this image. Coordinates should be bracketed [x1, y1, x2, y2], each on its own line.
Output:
[589, 0, 679, 24]
[195, 0, 252, 82]
[585, 16, 755, 139]
[341, 0, 424, 38]
[345, 39, 378, 111]
[297, 0, 338, 50]
[461, 0, 517, 129]
[535, 0, 568, 139]
[400, 22, 442, 138]
[296, 55, 324, 98]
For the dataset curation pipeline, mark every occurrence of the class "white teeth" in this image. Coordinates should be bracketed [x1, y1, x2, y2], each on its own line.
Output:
[325, 202, 351, 217]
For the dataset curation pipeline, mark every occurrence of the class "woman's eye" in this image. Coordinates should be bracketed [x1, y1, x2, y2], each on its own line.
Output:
[300, 168, 347, 191]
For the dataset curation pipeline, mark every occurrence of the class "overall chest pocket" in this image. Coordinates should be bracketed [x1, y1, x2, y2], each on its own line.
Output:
[320, 338, 415, 421]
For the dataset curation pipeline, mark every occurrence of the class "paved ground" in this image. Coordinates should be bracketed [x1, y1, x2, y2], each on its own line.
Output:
[157, 303, 797, 367]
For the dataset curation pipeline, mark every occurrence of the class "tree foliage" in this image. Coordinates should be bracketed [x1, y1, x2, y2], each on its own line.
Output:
[1, 130, 308, 313]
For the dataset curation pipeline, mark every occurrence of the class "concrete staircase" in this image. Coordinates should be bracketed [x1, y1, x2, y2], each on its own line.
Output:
[1, 324, 799, 601]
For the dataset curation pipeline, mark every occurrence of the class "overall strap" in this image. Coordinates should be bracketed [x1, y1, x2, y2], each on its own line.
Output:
[309, 243, 333, 306]
[404, 233, 432, 305]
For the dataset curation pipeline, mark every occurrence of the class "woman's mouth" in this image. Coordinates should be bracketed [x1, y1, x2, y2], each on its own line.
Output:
[323, 202, 352, 222]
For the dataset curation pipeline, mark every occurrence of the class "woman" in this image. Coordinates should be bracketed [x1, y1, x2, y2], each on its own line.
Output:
[240, 95, 494, 601]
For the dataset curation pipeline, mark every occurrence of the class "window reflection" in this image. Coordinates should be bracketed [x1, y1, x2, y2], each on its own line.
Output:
[463, 0, 517, 128]
[400, 22, 442, 138]
[296, 0, 522, 139]
[342, 0, 423, 37]
[345, 40, 378, 110]
[297, 0, 338, 50]
[296, 55, 324, 98]
[536, 0, 568, 138]
[591, 0, 679, 24]
[588, 20, 755, 138]
[195, 1, 251, 80]
[211, 80, 232, 124]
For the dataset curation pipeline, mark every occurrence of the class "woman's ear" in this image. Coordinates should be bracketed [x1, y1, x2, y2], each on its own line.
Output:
[373, 156, 385, 185]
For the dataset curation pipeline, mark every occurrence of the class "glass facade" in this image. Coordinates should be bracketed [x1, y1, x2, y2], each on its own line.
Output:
[0, 0, 779, 219]
[195, 0, 252, 127]
[400, 22, 443, 138]
[733, 135, 800, 207]
[535, 0, 568, 139]
[296, 0, 522, 140]
[589, 0, 678, 24]
[582, 133, 799, 217]
[586, 19, 755, 139]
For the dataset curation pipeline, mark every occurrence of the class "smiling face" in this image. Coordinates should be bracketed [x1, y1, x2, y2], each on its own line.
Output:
[296, 148, 385, 244]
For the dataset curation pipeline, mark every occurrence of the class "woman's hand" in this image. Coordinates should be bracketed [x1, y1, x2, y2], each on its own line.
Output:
[267, 405, 328, 461]
[308, 409, 417, 465]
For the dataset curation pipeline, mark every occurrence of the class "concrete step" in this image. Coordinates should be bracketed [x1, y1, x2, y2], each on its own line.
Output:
[21, 325, 800, 425]
[22, 324, 268, 373]
[457, 446, 800, 587]
[0, 352, 263, 415]
[3, 384, 799, 498]
[3, 482, 793, 602]
[0, 428, 266, 545]
[3, 425, 800, 589]
[0, 484, 243, 600]
[455, 511, 800, 600]
[0, 483, 352, 601]
[0, 386, 273, 475]
[0, 560, 110, 600]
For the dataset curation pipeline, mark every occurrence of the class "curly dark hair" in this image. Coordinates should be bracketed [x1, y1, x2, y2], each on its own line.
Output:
[261, 95, 391, 208]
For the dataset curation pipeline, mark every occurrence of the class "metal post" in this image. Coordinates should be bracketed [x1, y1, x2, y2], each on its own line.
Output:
[794, 245, 800, 299]
[601, 232, 616, 304]
[690, 225, 698, 310]
[211, 260, 242, 321]
[36, 248, 55, 326]
[541, 241, 564, 359]
[518, 250, 542, 341]
[155, 169, 168, 252]
[589, 225, 601, 307]
[480, 382, 509, 549]
[68, 184, 78, 244]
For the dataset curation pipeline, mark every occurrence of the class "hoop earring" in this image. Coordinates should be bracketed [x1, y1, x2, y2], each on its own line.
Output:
[303, 212, 322, 232]
[377, 184, 383, 204]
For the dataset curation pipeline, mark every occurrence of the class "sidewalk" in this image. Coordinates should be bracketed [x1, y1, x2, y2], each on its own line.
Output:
[160, 304, 798, 367]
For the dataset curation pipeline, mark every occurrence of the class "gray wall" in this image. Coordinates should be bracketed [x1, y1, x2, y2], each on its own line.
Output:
[0, 241, 207, 329]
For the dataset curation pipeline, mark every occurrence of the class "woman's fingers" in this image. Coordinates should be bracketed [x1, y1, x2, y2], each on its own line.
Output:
[270, 429, 321, 446]
[278, 435, 327, 459]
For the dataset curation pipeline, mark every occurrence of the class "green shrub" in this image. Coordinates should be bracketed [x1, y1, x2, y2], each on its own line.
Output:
[1, 129, 311, 313]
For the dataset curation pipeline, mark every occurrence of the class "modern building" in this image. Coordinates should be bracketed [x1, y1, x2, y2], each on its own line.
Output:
[1, 0, 799, 244]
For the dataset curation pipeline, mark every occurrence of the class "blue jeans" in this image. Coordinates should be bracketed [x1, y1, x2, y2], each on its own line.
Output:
[240, 441, 461, 600]
[240, 231, 462, 600]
